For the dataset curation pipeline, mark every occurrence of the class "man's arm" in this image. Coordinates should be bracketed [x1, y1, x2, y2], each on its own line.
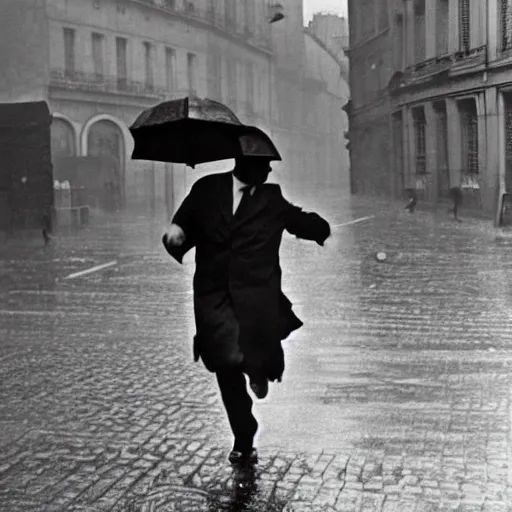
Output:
[162, 181, 200, 264]
[279, 190, 331, 246]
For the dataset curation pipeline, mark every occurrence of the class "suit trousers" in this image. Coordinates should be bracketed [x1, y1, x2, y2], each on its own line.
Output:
[216, 368, 258, 453]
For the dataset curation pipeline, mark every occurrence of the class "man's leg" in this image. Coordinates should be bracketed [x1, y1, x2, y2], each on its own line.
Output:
[216, 368, 258, 454]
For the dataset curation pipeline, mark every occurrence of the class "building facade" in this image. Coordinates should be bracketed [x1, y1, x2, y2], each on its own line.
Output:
[348, 0, 512, 219]
[308, 13, 349, 56]
[0, 0, 349, 219]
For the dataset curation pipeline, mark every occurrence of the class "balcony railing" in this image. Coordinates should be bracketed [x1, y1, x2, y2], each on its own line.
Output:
[399, 45, 487, 87]
[50, 69, 168, 99]
[404, 54, 453, 80]
[452, 44, 486, 64]
[129, 0, 271, 51]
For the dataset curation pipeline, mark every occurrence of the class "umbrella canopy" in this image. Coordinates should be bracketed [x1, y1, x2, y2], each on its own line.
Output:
[239, 126, 281, 160]
[129, 97, 280, 167]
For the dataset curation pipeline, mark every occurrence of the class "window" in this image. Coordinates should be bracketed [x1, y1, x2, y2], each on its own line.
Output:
[434, 102, 450, 197]
[436, 0, 449, 55]
[116, 37, 128, 89]
[393, 12, 404, 70]
[504, 94, 512, 190]
[206, 0, 215, 19]
[227, 59, 237, 110]
[143, 41, 153, 90]
[413, 108, 427, 175]
[187, 53, 197, 95]
[414, 0, 426, 63]
[244, 0, 255, 35]
[92, 32, 104, 79]
[63, 28, 76, 76]
[501, 0, 512, 51]
[225, 0, 236, 31]
[359, 0, 374, 40]
[165, 47, 176, 95]
[460, 99, 479, 175]
[392, 112, 404, 193]
[459, 0, 470, 51]
[378, 0, 388, 31]
[207, 53, 222, 100]
[163, 0, 175, 9]
[245, 62, 254, 111]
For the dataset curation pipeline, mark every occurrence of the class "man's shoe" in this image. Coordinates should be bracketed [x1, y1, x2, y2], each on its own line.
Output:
[228, 448, 258, 465]
[249, 378, 268, 399]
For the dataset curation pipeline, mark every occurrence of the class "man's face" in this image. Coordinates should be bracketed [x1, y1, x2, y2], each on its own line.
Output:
[234, 157, 272, 185]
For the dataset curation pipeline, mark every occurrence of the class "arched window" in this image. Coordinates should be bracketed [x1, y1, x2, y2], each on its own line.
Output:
[51, 118, 76, 161]
[87, 120, 125, 210]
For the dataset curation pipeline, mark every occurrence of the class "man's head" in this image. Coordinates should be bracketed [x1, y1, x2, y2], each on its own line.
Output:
[233, 156, 273, 185]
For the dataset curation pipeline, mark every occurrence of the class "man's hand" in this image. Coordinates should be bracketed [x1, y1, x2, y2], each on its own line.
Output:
[163, 223, 186, 247]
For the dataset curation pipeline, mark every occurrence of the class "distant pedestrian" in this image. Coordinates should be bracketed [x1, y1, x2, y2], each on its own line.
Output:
[163, 156, 330, 465]
[404, 189, 417, 213]
[448, 187, 462, 222]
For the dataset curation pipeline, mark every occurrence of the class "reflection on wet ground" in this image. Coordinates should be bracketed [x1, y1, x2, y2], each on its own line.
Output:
[1, 194, 512, 510]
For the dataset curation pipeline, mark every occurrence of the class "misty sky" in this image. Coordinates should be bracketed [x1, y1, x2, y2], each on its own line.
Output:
[303, 0, 347, 23]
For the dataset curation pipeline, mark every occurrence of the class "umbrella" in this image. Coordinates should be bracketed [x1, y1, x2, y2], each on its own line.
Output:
[238, 126, 281, 160]
[129, 96, 280, 167]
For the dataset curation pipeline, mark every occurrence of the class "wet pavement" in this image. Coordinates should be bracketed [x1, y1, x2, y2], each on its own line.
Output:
[1, 192, 512, 511]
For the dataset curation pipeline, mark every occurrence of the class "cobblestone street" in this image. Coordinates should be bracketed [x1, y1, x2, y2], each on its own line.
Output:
[2, 192, 512, 511]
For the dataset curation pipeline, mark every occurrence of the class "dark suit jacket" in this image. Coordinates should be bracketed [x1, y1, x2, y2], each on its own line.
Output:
[164, 171, 330, 381]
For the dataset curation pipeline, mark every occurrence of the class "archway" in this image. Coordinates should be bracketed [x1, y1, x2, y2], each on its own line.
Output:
[87, 119, 125, 211]
[51, 117, 76, 161]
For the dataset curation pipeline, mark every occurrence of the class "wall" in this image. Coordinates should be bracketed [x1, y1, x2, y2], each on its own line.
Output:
[0, 0, 49, 102]
[347, 0, 394, 196]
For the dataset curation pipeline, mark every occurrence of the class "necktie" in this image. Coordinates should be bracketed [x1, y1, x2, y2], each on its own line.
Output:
[235, 185, 252, 217]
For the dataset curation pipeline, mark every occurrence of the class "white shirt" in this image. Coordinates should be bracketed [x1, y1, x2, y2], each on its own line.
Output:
[232, 173, 255, 214]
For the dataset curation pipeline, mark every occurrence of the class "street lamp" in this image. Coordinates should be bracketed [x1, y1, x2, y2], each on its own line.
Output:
[268, 2, 285, 23]
[268, 2, 284, 23]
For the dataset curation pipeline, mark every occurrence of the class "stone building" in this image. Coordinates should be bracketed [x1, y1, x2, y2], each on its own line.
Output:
[308, 13, 349, 56]
[0, 0, 349, 218]
[302, 25, 350, 198]
[348, 0, 512, 220]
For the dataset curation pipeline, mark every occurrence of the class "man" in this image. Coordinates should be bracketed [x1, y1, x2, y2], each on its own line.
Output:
[163, 155, 330, 465]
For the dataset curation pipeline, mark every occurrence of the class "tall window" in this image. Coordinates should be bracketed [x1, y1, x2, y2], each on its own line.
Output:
[504, 94, 512, 190]
[501, 0, 512, 51]
[359, 0, 374, 40]
[63, 28, 76, 76]
[414, 0, 426, 63]
[187, 53, 197, 95]
[392, 112, 404, 194]
[207, 53, 222, 100]
[206, 0, 215, 18]
[225, 0, 236, 31]
[227, 59, 237, 110]
[436, 0, 449, 55]
[393, 13, 404, 70]
[92, 32, 104, 80]
[434, 102, 450, 197]
[244, 0, 255, 34]
[378, 0, 388, 31]
[143, 42, 153, 90]
[116, 37, 128, 89]
[459, 0, 471, 51]
[460, 99, 479, 175]
[245, 62, 254, 112]
[413, 108, 427, 175]
[165, 47, 176, 95]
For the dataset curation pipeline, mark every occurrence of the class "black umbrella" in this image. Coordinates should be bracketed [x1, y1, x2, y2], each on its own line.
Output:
[129, 96, 281, 167]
